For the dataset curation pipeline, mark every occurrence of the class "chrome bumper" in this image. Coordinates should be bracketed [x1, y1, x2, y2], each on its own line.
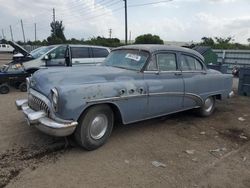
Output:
[16, 99, 78, 137]
[228, 91, 234, 98]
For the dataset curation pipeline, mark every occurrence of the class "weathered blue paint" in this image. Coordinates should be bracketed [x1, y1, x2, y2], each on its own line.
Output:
[28, 45, 233, 125]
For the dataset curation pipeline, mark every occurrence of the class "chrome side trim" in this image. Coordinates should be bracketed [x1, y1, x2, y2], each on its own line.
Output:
[86, 94, 148, 103]
[86, 92, 204, 106]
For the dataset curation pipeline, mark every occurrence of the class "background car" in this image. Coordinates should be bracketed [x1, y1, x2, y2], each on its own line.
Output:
[16, 45, 233, 150]
[0, 63, 29, 94]
[22, 44, 110, 71]
[0, 43, 14, 53]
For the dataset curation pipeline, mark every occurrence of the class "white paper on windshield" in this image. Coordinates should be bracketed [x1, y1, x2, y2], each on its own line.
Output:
[125, 53, 141, 61]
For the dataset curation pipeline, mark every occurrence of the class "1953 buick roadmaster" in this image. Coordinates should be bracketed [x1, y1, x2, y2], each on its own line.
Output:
[16, 45, 234, 150]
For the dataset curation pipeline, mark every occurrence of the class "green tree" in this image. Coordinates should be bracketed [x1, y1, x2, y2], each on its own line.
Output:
[134, 34, 164, 44]
[47, 20, 66, 44]
[201, 37, 215, 46]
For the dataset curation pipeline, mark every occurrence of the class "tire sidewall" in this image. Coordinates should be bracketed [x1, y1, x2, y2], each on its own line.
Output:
[19, 83, 27, 92]
[75, 105, 114, 150]
[199, 97, 215, 117]
[0, 85, 10, 94]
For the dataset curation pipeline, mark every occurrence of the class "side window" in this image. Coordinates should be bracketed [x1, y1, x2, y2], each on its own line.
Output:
[71, 47, 90, 58]
[156, 53, 177, 71]
[147, 56, 158, 71]
[92, 48, 109, 58]
[180, 55, 203, 71]
[47, 46, 66, 59]
[2, 44, 6, 48]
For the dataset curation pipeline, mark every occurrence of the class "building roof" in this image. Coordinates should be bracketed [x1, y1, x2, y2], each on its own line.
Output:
[193, 46, 211, 55]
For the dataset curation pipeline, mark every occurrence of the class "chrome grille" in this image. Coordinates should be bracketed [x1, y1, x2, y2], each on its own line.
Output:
[28, 94, 50, 116]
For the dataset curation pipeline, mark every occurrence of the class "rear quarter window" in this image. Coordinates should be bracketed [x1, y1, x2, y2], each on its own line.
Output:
[92, 48, 109, 58]
[71, 47, 90, 58]
[180, 55, 203, 71]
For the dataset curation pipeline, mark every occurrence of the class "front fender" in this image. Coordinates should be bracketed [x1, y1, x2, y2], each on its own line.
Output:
[55, 81, 146, 122]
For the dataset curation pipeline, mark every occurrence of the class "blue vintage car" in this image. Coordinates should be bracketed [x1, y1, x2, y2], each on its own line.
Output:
[16, 45, 233, 150]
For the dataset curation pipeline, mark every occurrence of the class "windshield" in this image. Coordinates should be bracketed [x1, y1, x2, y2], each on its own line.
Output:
[30, 46, 55, 59]
[104, 49, 149, 71]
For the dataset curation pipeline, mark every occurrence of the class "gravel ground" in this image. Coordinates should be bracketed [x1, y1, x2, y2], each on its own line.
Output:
[0, 78, 249, 188]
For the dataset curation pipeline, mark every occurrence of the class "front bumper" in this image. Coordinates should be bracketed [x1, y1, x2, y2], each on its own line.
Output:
[228, 91, 234, 98]
[16, 99, 78, 137]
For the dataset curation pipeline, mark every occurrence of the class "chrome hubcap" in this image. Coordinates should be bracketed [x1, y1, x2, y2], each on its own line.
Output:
[204, 98, 214, 112]
[90, 114, 108, 140]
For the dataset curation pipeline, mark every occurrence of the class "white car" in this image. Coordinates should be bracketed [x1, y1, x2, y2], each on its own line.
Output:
[9, 41, 110, 72]
[0, 44, 14, 53]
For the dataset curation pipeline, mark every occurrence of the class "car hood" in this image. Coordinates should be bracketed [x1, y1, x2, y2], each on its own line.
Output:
[30, 65, 141, 97]
[9, 41, 31, 57]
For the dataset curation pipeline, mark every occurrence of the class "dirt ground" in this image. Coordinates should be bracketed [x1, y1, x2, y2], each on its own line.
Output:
[0, 78, 249, 188]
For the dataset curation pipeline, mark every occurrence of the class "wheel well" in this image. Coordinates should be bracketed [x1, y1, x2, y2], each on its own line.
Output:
[214, 94, 222, 100]
[80, 103, 123, 125]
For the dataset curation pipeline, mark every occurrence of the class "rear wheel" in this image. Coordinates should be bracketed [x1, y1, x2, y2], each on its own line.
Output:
[0, 84, 10, 94]
[19, 82, 27, 92]
[196, 96, 215, 117]
[74, 105, 114, 150]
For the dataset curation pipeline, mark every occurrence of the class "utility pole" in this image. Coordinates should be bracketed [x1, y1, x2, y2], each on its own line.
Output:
[34, 23, 37, 41]
[109, 28, 112, 38]
[53, 8, 56, 35]
[129, 31, 131, 44]
[1, 29, 5, 40]
[9, 25, 14, 41]
[20, 19, 26, 43]
[124, 0, 128, 44]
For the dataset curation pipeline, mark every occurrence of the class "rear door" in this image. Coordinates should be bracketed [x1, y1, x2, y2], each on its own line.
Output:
[144, 52, 184, 117]
[91, 47, 110, 63]
[180, 54, 207, 108]
[70, 47, 94, 65]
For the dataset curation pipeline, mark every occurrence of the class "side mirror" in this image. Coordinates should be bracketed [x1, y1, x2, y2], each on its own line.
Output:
[44, 55, 49, 60]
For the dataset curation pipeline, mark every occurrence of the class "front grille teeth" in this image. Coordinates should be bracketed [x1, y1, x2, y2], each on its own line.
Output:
[28, 94, 50, 116]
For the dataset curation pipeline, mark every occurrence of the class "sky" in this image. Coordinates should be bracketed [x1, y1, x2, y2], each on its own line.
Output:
[0, 0, 250, 43]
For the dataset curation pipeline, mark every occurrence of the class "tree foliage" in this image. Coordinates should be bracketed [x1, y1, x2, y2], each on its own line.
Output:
[200, 36, 250, 49]
[47, 21, 66, 44]
[134, 34, 164, 44]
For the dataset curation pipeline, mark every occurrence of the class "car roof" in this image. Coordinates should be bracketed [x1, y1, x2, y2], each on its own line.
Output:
[114, 44, 204, 60]
[67, 44, 109, 49]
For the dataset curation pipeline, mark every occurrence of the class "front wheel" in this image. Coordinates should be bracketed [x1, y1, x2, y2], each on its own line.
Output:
[74, 105, 114, 150]
[19, 82, 27, 92]
[0, 84, 10, 94]
[196, 96, 215, 117]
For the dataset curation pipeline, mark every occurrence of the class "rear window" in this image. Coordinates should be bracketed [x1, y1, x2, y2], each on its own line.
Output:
[92, 48, 109, 58]
[71, 47, 90, 58]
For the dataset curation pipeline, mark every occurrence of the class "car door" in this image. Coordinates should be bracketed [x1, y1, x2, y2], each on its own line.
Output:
[91, 47, 110, 63]
[180, 54, 208, 108]
[45, 45, 67, 66]
[144, 52, 184, 118]
[70, 47, 94, 65]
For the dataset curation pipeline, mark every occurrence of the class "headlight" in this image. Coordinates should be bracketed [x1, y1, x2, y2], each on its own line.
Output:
[51, 88, 58, 112]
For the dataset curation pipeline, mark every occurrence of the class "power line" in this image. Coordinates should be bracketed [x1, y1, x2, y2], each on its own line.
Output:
[128, 0, 174, 8]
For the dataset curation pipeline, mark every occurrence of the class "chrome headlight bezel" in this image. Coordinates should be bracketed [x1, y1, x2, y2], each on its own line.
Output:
[51, 88, 59, 112]
[26, 77, 30, 91]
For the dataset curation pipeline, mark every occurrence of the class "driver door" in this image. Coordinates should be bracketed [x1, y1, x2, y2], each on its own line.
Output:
[45, 45, 67, 66]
